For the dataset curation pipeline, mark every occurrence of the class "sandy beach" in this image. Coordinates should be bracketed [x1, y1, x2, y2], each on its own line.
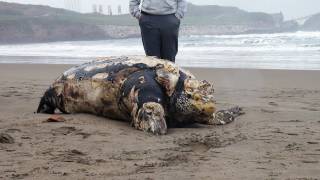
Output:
[0, 64, 319, 179]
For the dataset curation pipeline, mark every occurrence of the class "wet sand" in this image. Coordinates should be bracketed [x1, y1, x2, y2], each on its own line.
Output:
[0, 64, 319, 179]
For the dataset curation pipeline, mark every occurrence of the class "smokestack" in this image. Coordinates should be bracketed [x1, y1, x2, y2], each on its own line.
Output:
[64, 0, 81, 12]
[98, 5, 103, 14]
[108, 5, 112, 16]
[118, 5, 122, 15]
[92, 4, 97, 13]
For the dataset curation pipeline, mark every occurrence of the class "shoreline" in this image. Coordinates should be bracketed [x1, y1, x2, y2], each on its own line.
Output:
[2, 62, 320, 71]
[0, 29, 312, 46]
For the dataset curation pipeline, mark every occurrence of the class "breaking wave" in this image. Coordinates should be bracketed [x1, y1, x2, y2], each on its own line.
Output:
[0, 31, 320, 70]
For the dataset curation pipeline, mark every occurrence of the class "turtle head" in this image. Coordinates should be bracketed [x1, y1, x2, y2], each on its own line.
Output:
[37, 87, 57, 114]
[37, 84, 64, 114]
[174, 78, 216, 118]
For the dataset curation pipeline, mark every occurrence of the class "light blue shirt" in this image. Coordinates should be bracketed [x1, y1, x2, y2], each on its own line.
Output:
[129, 0, 187, 19]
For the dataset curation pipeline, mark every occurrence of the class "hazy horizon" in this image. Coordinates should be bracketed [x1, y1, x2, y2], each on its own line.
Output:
[1, 0, 320, 20]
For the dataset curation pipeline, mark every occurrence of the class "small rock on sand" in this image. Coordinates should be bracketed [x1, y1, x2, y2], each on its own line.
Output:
[45, 115, 66, 123]
[0, 133, 15, 144]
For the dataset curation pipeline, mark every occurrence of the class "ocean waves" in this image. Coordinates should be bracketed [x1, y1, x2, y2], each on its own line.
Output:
[0, 31, 320, 70]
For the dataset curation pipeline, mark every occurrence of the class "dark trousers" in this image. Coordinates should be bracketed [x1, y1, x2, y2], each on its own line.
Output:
[139, 12, 180, 62]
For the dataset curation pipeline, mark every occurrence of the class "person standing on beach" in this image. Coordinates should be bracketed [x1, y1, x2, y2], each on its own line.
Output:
[129, 0, 187, 62]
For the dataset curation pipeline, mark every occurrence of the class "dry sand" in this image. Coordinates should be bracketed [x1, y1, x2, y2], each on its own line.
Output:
[0, 64, 319, 180]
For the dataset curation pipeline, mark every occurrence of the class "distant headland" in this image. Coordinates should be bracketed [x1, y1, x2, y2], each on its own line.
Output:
[0, 2, 319, 44]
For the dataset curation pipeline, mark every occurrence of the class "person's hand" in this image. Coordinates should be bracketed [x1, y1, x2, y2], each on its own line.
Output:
[175, 13, 182, 20]
[136, 12, 142, 20]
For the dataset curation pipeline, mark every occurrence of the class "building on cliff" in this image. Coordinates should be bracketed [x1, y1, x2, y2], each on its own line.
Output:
[271, 12, 284, 27]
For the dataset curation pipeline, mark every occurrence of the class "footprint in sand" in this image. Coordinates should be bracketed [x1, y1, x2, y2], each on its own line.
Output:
[51, 149, 101, 166]
[278, 119, 303, 123]
[189, 142, 211, 153]
[301, 160, 319, 164]
[175, 133, 246, 154]
[301, 107, 319, 111]
[261, 108, 277, 113]
[51, 126, 78, 136]
[307, 141, 319, 145]
[268, 102, 278, 106]
[75, 132, 91, 139]
[1, 89, 23, 97]
[158, 153, 189, 166]
[5, 129, 22, 133]
[285, 142, 302, 151]
[0, 94, 11, 97]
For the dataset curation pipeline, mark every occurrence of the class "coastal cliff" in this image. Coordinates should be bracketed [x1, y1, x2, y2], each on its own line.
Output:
[0, 2, 108, 43]
[301, 13, 320, 31]
[0, 2, 318, 44]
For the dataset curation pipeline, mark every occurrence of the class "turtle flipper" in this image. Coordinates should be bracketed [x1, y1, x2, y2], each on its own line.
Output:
[132, 102, 167, 135]
[213, 106, 245, 125]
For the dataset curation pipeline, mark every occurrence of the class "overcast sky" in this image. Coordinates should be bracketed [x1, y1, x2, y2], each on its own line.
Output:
[2, 0, 320, 20]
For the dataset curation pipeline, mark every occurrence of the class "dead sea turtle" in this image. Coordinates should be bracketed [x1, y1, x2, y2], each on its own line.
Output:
[37, 56, 243, 135]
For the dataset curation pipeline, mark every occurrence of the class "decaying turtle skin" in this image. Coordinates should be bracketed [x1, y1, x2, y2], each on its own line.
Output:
[37, 56, 243, 135]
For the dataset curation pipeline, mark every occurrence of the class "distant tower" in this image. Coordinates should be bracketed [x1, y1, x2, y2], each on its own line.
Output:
[92, 4, 97, 13]
[271, 11, 284, 27]
[64, 0, 81, 12]
[118, 5, 122, 15]
[98, 5, 103, 14]
[108, 5, 113, 16]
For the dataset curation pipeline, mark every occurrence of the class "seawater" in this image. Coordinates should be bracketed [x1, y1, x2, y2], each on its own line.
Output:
[0, 31, 320, 70]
